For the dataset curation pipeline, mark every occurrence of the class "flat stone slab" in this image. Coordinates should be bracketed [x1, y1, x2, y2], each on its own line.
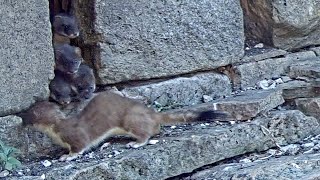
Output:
[235, 51, 316, 89]
[77, 0, 245, 84]
[0, 1, 54, 115]
[242, 47, 287, 63]
[187, 153, 320, 180]
[170, 89, 284, 121]
[8, 110, 320, 179]
[121, 73, 232, 107]
[288, 57, 320, 79]
[278, 80, 320, 100]
[295, 97, 320, 119]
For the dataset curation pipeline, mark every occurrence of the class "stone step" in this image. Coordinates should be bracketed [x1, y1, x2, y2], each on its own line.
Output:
[169, 89, 284, 121]
[278, 80, 320, 100]
[288, 57, 320, 79]
[8, 110, 320, 179]
[295, 97, 320, 119]
[187, 153, 320, 180]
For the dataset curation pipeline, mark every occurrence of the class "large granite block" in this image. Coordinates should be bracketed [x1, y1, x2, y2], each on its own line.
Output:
[75, 0, 244, 84]
[0, 1, 54, 115]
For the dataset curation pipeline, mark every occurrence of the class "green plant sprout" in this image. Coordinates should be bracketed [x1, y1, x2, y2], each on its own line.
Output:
[0, 140, 21, 171]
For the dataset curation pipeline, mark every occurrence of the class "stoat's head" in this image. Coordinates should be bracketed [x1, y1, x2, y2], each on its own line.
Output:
[18, 101, 65, 126]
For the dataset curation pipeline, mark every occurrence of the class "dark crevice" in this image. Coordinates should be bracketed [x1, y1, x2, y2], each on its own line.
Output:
[240, 0, 274, 47]
[96, 68, 230, 92]
[166, 151, 263, 180]
[71, 0, 102, 83]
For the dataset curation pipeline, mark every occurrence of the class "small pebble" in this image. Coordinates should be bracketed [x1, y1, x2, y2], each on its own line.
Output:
[40, 174, 46, 180]
[301, 142, 315, 149]
[113, 150, 121, 155]
[0, 170, 9, 178]
[239, 158, 252, 163]
[149, 139, 159, 145]
[274, 78, 284, 84]
[230, 121, 236, 125]
[170, 125, 177, 129]
[254, 43, 264, 48]
[41, 160, 52, 167]
[280, 144, 300, 155]
[203, 95, 213, 103]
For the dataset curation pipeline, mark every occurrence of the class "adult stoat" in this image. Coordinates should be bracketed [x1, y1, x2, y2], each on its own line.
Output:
[19, 91, 226, 161]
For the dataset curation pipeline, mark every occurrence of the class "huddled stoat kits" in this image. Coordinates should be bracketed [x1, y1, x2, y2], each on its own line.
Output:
[49, 0, 96, 105]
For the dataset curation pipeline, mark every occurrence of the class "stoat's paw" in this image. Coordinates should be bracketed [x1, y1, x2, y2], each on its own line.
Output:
[126, 141, 147, 149]
[59, 153, 79, 161]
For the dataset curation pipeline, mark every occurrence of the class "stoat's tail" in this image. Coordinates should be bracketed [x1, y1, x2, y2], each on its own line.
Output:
[158, 110, 228, 124]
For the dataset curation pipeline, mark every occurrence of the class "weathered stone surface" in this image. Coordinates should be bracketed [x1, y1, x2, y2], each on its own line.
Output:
[121, 73, 231, 107]
[0, 1, 54, 116]
[214, 89, 284, 120]
[241, 0, 320, 50]
[242, 47, 287, 63]
[279, 80, 320, 100]
[8, 110, 320, 179]
[288, 57, 320, 79]
[235, 51, 316, 89]
[310, 46, 320, 56]
[187, 153, 320, 180]
[0, 116, 62, 160]
[295, 98, 320, 119]
[0, 116, 23, 149]
[76, 0, 244, 84]
[172, 89, 284, 121]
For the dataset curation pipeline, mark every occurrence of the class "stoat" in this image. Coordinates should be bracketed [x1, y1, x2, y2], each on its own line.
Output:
[19, 91, 226, 161]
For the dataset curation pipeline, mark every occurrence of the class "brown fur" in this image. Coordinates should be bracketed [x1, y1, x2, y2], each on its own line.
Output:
[53, 13, 79, 45]
[20, 91, 225, 161]
[54, 44, 82, 74]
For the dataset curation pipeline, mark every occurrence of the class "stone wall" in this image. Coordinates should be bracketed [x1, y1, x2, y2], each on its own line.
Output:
[0, 0, 54, 117]
[2, 0, 320, 179]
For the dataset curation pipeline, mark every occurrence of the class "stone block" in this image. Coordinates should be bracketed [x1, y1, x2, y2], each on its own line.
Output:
[241, 0, 320, 50]
[75, 0, 244, 84]
[0, 1, 54, 115]
[189, 153, 320, 180]
[235, 51, 316, 89]
[295, 98, 320, 119]
[121, 73, 232, 107]
[288, 57, 320, 79]
[169, 89, 284, 121]
[279, 81, 320, 100]
[242, 47, 287, 63]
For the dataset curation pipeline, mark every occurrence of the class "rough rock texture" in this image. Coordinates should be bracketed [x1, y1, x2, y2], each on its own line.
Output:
[235, 51, 316, 89]
[121, 73, 231, 107]
[288, 57, 320, 79]
[310, 46, 320, 56]
[0, 1, 54, 116]
[279, 80, 320, 100]
[0, 116, 23, 149]
[214, 89, 284, 120]
[187, 153, 320, 180]
[241, 0, 320, 50]
[242, 47, 287, 63]
[295, 98, 320, 119]
[0, 116, 62, 160]
[8, 110, 320, 179]
[75, 0, 245, 84]
[172, 89, 284, 121]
